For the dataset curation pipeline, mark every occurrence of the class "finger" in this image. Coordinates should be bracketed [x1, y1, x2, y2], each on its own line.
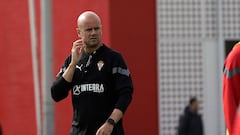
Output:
[72, 42, 83, 50]
[74, 39, 83, 44]
[73, 39, 83, 45]
[73, 42, 83, 48]
[96, 130, 100, 135]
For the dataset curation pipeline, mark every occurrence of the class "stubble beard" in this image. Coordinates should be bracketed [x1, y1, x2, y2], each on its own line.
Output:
[85, 40, 101, 49]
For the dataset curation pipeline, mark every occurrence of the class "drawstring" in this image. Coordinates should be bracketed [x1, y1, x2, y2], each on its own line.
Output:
[86, 55, 92, 67]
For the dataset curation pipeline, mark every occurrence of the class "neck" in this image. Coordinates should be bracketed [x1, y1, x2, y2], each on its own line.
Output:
[85, 43, 102, 54]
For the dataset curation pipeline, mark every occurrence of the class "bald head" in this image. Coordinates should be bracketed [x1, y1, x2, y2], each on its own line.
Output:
[77, 11, 101, 28]
[76, 11, 102, 49]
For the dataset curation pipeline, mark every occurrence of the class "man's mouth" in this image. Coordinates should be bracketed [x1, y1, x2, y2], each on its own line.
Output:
[90, 38, 97, 40]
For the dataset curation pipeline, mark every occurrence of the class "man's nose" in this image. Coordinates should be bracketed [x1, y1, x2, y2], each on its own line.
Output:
[90, 29, 97, 35]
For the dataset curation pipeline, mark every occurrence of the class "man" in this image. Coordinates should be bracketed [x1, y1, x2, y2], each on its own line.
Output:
[223, 42, 240, 135]
[51, 11, 133, 135]
[178, 97, 204, 135]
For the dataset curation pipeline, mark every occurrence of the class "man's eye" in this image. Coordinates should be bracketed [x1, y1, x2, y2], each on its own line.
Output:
[94, 27, 100, 30]
[86, 28, 92, 32]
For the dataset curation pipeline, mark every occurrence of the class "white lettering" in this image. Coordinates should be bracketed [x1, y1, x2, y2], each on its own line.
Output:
[95, 84, 99, 91]
[89, 84, 93, 91]
[81, 85, 86, 92]
[99, 84, 104, 93]
[72, 83, 105, 95]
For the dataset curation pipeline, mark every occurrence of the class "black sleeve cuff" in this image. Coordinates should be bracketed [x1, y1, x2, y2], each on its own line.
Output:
[51, 76, 72, 102]
[114, 88, 133, 113]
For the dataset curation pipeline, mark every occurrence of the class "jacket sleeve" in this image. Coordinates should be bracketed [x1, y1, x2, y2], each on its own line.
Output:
[178, 115, 188, 135]
[112, 53, 134, 113]
[51, 56, 72, 102]
[223, 45, 240, 134]
[232, 107, 240, 135]
[223, 66, 239, 134]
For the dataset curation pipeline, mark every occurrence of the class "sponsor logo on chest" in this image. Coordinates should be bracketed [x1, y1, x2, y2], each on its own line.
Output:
[72, 83, 104, 95]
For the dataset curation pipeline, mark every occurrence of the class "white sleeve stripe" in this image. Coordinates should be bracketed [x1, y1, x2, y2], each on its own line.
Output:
[112, 67, 130, 76]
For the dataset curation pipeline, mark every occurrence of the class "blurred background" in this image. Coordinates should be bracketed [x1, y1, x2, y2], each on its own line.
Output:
[0, 0, 239, 135]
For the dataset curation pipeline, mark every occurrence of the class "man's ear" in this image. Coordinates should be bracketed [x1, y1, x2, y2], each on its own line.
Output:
[76, 28, 81, 38]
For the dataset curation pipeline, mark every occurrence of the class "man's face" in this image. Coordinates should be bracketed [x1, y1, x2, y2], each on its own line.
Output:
[191, 101, 199, 113]
[77, 17, 102, 48]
